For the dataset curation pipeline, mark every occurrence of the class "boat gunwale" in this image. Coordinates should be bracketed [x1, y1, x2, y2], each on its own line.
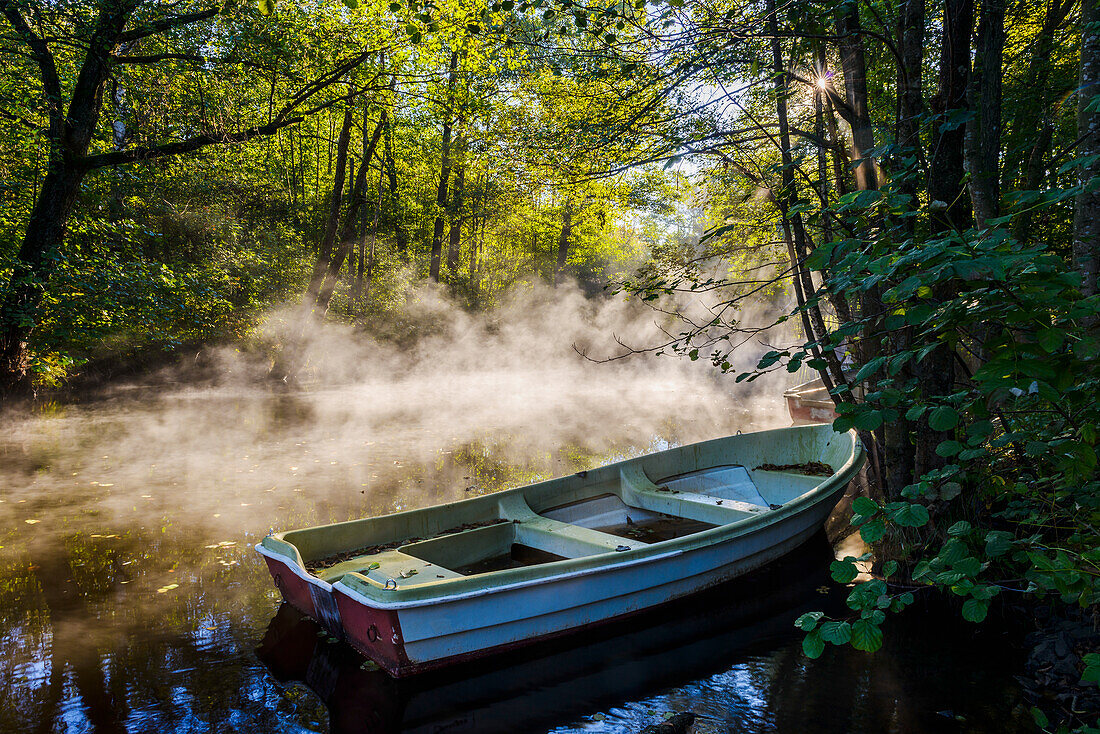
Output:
[259, 426, 863, 605]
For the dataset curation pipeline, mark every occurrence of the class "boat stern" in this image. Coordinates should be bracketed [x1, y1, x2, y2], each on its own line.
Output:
[255, 536, 344, 637]
[332, 578, 414, 676]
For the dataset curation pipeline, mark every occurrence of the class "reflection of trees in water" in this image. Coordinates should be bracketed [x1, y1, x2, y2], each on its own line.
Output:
[0, 530, 325, 733]
[0, 401, 1031, 733]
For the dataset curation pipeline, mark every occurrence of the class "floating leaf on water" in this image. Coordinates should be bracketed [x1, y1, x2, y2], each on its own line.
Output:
[157, 583, 179, 593]
[204, 626, 217, 631]
[24, 519, 39, 525]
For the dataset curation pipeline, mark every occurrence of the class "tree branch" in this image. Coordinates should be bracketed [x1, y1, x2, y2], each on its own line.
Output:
[112, 52, 206, 64]
[0, 0, 62, 137]
[80, 117, 303, 169]
[0, 106, 42, 132]
[117, 7, 218, 44]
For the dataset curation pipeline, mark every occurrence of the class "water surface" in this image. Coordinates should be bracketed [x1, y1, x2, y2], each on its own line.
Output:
[0, 385, 1032, 733]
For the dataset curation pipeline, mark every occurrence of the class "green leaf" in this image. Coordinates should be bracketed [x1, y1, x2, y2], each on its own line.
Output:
[1030, 707, 1049, 729]
[954, 556, 981, 577]
[854, 356, 887, 382]
[1036, 328, 1064, 353]
[820, 621, 852, 645]
[1081, 652, 1100, 684]
[795, 611, 824, 631]
[852, 496, 879, 516]
[928, 406, 959, 431]
[970, 585, 999, 601]
[984, 531, 1013, 558]
[947, 520, 972, 536]
[1073, 336, 1099, 360]
[939, 538, 968, 563]
[939, 482, 963, 500]
[904, 405, 927, 421]
[853, 410, 884, 431]
[803, 629, 825, 658]
[882, 560, 898, 578]
[936, 440, 964, 457]
[890, 503, 930, 527]
[830, 558, 859, 583]
[258, 0, 274, 14]
[850, 620, 883, 652]
[961, 598, 988, 623]
[342, 0, 359, 7]
[859, 518, 887, 543]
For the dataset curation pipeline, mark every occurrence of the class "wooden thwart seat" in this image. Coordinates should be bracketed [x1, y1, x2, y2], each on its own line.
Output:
[619, 464, 764, 525]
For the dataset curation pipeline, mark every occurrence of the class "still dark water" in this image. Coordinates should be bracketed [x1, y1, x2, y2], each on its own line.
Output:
[0, 386, 1034, 734]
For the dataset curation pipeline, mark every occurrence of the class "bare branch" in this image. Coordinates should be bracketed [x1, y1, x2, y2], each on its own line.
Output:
[80, 116, 303, 169]
[117, 7, 218, 44]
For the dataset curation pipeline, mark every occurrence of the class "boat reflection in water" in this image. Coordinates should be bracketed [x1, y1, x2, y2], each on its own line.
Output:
[257, 533, 836, 734]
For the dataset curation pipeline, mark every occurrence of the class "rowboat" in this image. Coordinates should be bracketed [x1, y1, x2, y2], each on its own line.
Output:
[255, 423, 863, 677]
[784, 376, 838, 424]
[256, 535, 835, 734]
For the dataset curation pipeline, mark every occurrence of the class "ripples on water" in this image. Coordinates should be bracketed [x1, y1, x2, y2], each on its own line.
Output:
[0, 386, 1030, 733]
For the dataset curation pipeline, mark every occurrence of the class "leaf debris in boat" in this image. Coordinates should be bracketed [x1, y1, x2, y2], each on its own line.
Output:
[304, 518, 510, 573]
[754, 461, 834, 477]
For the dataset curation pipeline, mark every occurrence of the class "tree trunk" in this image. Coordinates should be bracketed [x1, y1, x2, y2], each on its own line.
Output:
[382, 118, 408, 261]
[355, 98, 373, 304]
[1075, 0, 1100, 305]
[315, 113, 386, 316]
[0, 164, 87, 392]
[965, 0, 1005, 227]
[914, 0, 972, 482]
[769, 0, 847, 400]
[555, 203, 574, 287]
[430, 52, 459, 282]
[837, 4, 878, 191]
[446, 160, 466, 275]
[1007, 0, 1074, 233]
[928, 0, 974, 231]
[896, 0, 925, 233]
[308, 106, 355, 303]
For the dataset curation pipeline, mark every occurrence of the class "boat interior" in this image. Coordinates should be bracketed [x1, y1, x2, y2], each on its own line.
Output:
[268, 428, 852, 589]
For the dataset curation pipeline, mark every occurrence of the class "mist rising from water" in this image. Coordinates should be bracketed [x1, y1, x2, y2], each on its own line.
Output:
[0, 280, 794, 537]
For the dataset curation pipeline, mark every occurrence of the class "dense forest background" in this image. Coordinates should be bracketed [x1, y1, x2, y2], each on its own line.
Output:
[1, 0, 1098, 729]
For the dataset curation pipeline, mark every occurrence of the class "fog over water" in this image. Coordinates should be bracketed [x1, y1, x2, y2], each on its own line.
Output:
[1, 282, 788, 534]
[0, 282, 1034, 733]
